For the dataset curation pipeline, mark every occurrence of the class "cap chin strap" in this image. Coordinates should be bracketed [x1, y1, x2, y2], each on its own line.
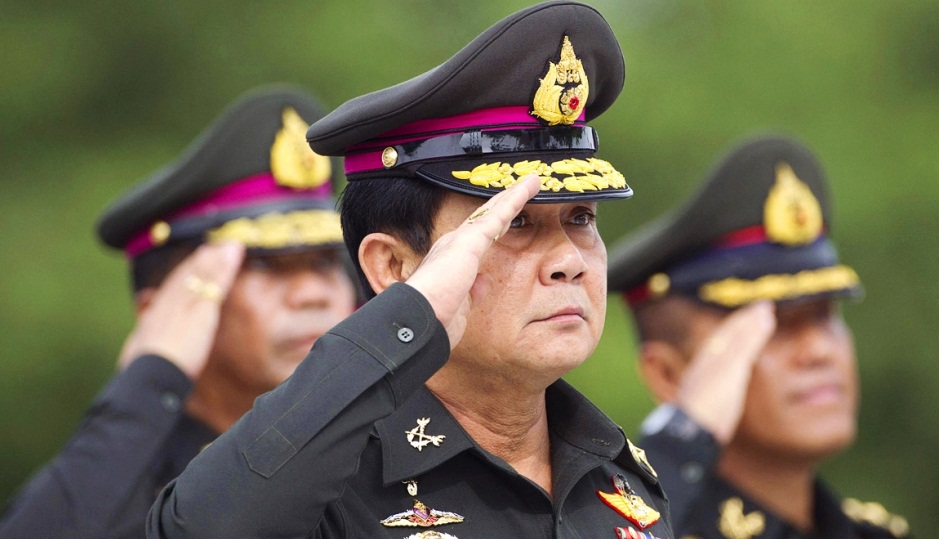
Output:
[348, 126, 598, 172]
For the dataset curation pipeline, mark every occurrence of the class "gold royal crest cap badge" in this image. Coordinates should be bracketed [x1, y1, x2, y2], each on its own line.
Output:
[531, 35, 589, 126]
[763, 162, 823, 246]
[270, 107, 332, 189]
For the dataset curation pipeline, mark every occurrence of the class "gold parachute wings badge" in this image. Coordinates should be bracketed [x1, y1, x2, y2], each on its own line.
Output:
[402, 532, 460, 539]
[270, 107, 332, 189]
[380, 499, 465, 528]
[531, 35, 589, 125]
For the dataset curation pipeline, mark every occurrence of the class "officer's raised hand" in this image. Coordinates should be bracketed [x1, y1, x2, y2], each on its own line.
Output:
[358, 174, 541, 350]
[675, 301, 776, 445]
[117, 241, 245, 379]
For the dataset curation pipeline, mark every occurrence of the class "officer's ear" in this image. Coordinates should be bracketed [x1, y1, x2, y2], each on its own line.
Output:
[358, 232, 423, 295]
[638, 340, 689, 404]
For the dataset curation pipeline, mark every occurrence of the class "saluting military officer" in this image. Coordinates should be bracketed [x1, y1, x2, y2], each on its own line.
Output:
[607, 135, 910, 539]
[147, 2, 675, 538]
[0, 86, 358, 539]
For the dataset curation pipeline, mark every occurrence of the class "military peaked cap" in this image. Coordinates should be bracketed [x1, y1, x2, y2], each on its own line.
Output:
[97, 84, 343, 258]
[608, 135, 862, 308]
[306, 1, 630, 202]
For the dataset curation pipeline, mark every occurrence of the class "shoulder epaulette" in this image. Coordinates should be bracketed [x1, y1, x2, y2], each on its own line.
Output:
[842, 497, 909, 538]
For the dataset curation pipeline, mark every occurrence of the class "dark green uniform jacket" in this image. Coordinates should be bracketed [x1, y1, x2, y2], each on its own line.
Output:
[639, 406, 908, 539]
[0, 356, 215, 539]
[147, 283, 674, 539]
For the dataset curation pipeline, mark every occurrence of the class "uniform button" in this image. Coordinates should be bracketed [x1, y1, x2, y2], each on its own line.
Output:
[161, 392, 182, 413]
[397, 327, 414, 343]
[680, 462, 704, 484]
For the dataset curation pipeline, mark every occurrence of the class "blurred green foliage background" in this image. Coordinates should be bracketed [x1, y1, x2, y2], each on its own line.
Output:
[1, 0, 937, 532]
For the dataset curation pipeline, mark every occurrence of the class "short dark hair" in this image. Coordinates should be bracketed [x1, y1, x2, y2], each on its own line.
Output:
[130, 240, 201, 292]
[339, 177, 447, 299]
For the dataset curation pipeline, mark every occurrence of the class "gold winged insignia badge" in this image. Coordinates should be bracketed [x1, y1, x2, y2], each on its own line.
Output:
[597, 474, 661, 530]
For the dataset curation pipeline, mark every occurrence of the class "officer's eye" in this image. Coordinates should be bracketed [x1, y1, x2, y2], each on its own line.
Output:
[243, 257, 276, 272]
[242, 251, 344, 275]
[807, 299, 838, 323]
[308, 250, 344, 273]
[509, 213, 530, 228]
[570, 210, 596, 226]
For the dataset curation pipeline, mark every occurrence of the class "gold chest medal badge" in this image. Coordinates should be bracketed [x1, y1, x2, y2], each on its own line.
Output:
[615, 526, 668, 539]
[597, 473, 661, 530]
[381, 480, 464, 539]
[718, 497, 765, 539]
[269, 107, 332, 189]
[400, 533, 459, 539]
[380, 499, 464, 528]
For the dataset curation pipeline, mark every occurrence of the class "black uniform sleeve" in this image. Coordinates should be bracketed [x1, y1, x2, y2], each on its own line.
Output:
[637, 404, 722, 529]
[0, 355, 192, 539]
[146, 282, 450, 539]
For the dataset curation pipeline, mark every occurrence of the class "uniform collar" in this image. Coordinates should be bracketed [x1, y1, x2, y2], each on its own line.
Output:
[705, 476, 859, 538]
[376, 380, 641, 487]
[812, 481, 861, 537]
[546, 378, 624, 458]
[376, 385, 476, 486]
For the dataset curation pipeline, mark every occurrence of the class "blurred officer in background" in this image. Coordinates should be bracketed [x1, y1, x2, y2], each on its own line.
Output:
[147, 2, 675, 538]
[608, 135, 909, 539]
[0, 86, 358, 539]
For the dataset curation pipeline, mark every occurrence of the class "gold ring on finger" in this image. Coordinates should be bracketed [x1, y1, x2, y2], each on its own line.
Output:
[184, 274, 223, 303]
[703, 336, 729, 356]
[466, 207, 490, 224]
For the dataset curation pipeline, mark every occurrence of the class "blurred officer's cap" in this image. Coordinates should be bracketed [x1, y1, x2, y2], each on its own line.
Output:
[97, 85, 343, 258]
[608, 135, 862, 308]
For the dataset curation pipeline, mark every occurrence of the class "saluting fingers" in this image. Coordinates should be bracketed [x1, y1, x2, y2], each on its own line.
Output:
[404, 174, 541, 349]
[117, 242, 245, 377]
[459, 173, 541, 241]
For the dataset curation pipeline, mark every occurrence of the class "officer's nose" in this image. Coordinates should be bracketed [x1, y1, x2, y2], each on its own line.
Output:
[540, 232, 589, 284]
[285, 267, 335, 310]
[791, 320, 839, 368]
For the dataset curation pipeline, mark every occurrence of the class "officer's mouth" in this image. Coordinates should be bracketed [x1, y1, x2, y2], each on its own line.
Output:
[791, 381, 847, 407]
[531, 306, 586, 325]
